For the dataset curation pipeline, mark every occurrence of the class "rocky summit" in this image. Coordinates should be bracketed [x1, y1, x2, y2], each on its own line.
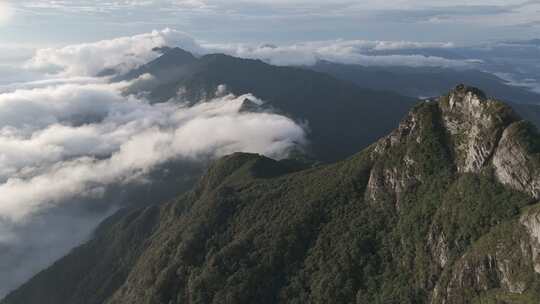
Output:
[4, 85, 540, 304]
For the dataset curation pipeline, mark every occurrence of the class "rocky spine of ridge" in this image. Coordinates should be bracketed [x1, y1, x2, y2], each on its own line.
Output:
[367, 84, 540, 303]
[369, 84, 540, 205]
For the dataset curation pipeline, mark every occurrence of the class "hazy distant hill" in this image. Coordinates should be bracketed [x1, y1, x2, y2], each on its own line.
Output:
[309, 61, 540, 104]
[120, 48, 418, 162]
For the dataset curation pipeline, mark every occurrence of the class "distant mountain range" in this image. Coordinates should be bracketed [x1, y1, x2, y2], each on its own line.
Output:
[118, 47, 540, 162]
[347, 39, 540, 96]
[119, 48, 418, 162]
[310, 61, 540, 104]
[6, 86, 540, 303]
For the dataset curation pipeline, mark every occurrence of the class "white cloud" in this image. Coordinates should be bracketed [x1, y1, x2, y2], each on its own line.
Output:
[494, 72, 540, 94]
[0, 74, 306, 297]
[23, 28, 481, 75]
[0, 79, 306, 223]
[25, 28, 203, 76]
[204, 40, 479, 68]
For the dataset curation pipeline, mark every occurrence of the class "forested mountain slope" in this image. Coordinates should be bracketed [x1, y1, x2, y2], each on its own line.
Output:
[5, 85, 540, 304]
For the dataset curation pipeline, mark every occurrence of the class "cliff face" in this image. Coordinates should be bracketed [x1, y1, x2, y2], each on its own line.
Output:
[367, 84, 540, 303]
[4, 85, 540, 304]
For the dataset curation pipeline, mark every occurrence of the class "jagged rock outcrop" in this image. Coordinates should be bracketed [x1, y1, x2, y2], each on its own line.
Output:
[361, 84, 540, 302]
[366, 105, 423, 209]
[432, 215, 539, 303]
[439, 84, 518, 173]
[521, 206, 540, 274]
[4, 85, 540, 304]
[368, 84, 539, 207]
[493, 122, 540, 199]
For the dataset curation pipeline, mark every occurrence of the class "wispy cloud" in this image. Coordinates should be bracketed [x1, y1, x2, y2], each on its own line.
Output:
[23, 28, 479, 72]
[204, 40, 479, 68]
[4, 0, 539, 45]
[26, 28, 201, 76]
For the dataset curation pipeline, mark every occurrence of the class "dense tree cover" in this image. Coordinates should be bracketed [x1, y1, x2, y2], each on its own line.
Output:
[5, 95, 540, 304]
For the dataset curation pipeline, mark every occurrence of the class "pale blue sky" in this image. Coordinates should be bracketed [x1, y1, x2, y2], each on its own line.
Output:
[0, 0, 539, 48]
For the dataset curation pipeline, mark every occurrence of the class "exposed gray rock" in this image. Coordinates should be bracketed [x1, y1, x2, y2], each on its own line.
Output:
[367, 109, 422, 209]
[493, 123, 540, 199]
[428, 228, 450, 269]
[439, 84, 518, 174]
[367, 85, 540, 304]
[520, 207, 540, 273]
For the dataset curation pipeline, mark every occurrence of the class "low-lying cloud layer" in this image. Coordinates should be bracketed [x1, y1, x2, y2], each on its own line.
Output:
[0, 80, 305, 223]
[204, 40, 480, 67]
[0, 66, 306, 296]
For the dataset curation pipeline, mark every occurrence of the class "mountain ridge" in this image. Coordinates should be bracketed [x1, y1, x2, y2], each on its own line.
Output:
[118, 47, 418, 162]
[4, 85, 540, 303]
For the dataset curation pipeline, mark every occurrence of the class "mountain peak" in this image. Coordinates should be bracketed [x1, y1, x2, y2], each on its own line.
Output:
[118, 47, 198, 82]
[451, 83, 487, 101]
[373, 85, 540, 202]
[441, 84, 518, 124]
[146, 47, 197, 69]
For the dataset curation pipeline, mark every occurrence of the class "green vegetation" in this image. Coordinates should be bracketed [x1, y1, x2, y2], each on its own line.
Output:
[5, 87, 540, 304]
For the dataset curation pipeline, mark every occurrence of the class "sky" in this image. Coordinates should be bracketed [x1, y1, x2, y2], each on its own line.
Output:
[0, 0, 539, 49]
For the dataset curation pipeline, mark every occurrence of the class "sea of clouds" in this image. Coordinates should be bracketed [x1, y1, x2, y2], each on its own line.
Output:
[0, 29, 307, 297]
